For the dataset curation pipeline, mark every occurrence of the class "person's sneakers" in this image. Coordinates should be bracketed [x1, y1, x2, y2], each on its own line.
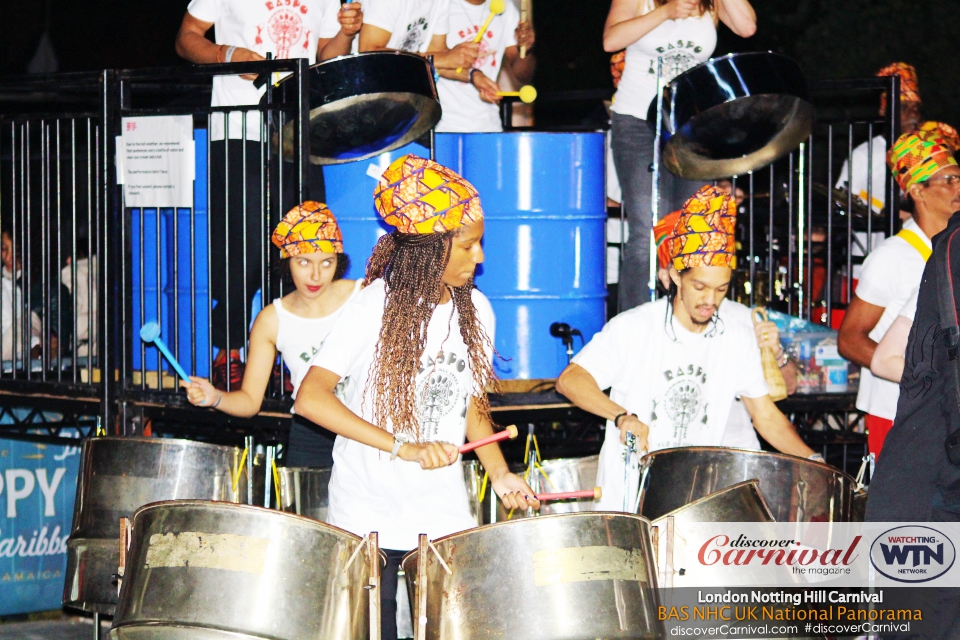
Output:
[212, 350, 245, 391]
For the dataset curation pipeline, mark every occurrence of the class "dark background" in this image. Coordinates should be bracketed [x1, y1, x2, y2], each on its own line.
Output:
[2, 0, 959, 127]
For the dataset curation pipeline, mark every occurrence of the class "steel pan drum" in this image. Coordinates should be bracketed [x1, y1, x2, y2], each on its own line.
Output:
[499, 455, 599, 520]
[638, 446, 857, 522]
[851, 488, 868, 523]
[650, 52, 814, 181]
[271, 51, 441, 165]
[64, 436, 245, 614]
[278, 466, 331, 522]
[402, 512, 661, 639]
[110, 500, 378, 640]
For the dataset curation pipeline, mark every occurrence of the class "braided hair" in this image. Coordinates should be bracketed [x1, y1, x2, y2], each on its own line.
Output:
[362, 231, 497, 440]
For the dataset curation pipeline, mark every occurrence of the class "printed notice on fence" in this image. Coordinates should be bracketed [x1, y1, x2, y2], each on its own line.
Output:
[117, 115, 195, 208]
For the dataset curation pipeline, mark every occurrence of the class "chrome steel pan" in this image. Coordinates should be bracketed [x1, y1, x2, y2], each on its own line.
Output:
[64, 436, 244, 614]
[270, 51, 441, 165]
[638, 446, 857, 522]
[498, 455, 599, 520]
[278, 466, 331, 522]
[110, 500, 379, 640]
[649, 52, 814, 180]
[401, 512, 661, 640]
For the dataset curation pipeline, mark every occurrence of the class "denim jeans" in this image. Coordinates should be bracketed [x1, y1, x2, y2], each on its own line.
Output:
[611, 111, 702, 312]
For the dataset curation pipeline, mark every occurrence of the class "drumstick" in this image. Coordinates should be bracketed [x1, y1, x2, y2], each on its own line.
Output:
[497, 85, 537, 103]
[139, 321, 191, 381]
[535, 487, 602, 502]
[457, 0, 506, 73]
[459, 424, 519, 454]
[519, 0, 530, 58]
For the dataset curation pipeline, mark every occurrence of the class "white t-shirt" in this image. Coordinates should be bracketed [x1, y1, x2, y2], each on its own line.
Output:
[716, 301, 762, 450]
[835, 135, 888, 213]
[572, 297, 768, 511]
[307, 279, 495, 549]
[435, 0, 519, 133]
[363, 0, 451, 52]
[899, 286, 920, 322]
[187, 0, 342, 141]
[611, 0, 716, 120]
[853, 217, 930, 419]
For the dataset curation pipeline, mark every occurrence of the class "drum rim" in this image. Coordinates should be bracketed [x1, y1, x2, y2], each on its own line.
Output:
[85, 435, 241, 454]
[310, 50, 432, 71]
[650, 479, 774, 523]
[641, 445, 857, 482]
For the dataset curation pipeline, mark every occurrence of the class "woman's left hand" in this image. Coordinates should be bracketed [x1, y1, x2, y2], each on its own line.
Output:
[491, 471, 540, 511]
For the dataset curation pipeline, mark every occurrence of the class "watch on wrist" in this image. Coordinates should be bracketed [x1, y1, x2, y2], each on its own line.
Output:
[390, 432, 412, 461]
[808, 453, 825, 463]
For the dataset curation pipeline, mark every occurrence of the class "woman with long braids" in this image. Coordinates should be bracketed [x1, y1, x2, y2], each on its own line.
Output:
[295, 154, 537, 640]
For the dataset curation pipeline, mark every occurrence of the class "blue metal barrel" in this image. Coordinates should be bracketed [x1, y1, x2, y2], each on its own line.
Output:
[459, 132, 607, 380]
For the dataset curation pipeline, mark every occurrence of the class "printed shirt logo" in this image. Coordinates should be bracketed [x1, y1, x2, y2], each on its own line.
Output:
[647, 39, 704, 81]
[258, 0, 311, 58]
[457, 24, 498, 69]
[417, 349, 469, 441]
[400, 17, 429, 52]
[652, 363, 708, 446]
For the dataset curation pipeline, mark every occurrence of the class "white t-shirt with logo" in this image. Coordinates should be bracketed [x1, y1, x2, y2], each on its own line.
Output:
[853, 217, 930, 419]
[716, 300, 763, 450]
[435, 0, 519, 133]
[611, 0, 716, 120]
[306, 279, 494, 550]
[363, 0, 451, 53]
[187, 0, 342, 141]
[572, 297, 768, 511]
[835, 135, 888, 213]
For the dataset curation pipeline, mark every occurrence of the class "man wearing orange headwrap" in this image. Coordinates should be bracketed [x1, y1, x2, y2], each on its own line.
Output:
[839, 125, 960, 458]
[557, 185, 815, 511]
[835, 62, 923, 215]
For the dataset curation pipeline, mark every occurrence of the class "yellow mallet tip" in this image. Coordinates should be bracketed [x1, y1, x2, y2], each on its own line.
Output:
[518, 85, 537, 103]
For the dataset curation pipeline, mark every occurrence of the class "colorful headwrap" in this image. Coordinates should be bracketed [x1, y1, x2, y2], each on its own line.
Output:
[877, 62, 920, 114]
[917, 120, 960, 152]
[611, 51, 626, 89]
[271, 201, 344, 258]
[887, 126, 958, 192]
[662, 185, 737, 271]
[373, 155, 483, 234]
[653, 209, 682, 270]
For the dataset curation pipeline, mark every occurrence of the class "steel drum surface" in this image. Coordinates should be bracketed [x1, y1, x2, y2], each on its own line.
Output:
[498, 455, 599, 520]
[652, 52, 814, 180]
[444, 132, 607, 379]
[638, 446, 856, 523]
[271, 51, 440, 165]
[278, 466, 331, 522]
[110, 500, 376, 640]
[401, 512, 661, 639]
[64, 436, 244, 614]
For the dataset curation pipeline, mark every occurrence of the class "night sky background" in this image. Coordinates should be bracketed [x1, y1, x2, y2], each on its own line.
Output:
[1, 0, 959, 127]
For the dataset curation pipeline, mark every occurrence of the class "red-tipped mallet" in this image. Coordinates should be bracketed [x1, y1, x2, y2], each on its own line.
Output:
[535, 487, 602, 502]
[459, 424, 519, 454]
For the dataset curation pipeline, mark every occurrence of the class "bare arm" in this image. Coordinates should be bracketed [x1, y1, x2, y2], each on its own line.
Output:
[294, 366, 459, 468]
[359, 27, 478, 69]
[837, 295, 885, 368]
[715, 0, 756, 37]
[503, 20, 536, 83]
[603, 0, 696, 53]
[465, 399, 539, 510]
[317, 3, 363, 61]
[741, 394, 815, 458]
[175, 11, 264, 79]
[556, 363, 649, 449]
[870, 314, 912, 382]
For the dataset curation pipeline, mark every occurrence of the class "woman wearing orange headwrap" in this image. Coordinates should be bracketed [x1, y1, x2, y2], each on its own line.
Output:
[181, 201, 360, 467]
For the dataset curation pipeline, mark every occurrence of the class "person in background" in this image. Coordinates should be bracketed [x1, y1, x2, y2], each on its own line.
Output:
[835, 63, 923, 218]
[175, 0, 363, 389]
[60, 236, 97, 359]
[182, 202, 359, 468]
[434, 0, 535, 133]
[604, 0, 756, 311]
[0, 230, 43, 363]
[838, 123, 960, 458]
[557, 186, 815, 512]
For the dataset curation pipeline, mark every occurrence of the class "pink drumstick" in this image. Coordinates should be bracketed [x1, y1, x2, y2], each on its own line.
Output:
[459, 424, 519, 454]
[535, 487, 602, 502]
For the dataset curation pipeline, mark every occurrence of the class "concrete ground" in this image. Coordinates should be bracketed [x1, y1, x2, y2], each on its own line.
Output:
[0, 615, 109, 640]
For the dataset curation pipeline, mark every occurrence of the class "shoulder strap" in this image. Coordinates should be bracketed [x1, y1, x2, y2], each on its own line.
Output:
[934, 229, 960, 426]
[898, 228, 933, 261]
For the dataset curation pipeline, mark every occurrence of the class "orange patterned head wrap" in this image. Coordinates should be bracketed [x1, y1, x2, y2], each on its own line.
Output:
[271, 201, 344, 258]
[877, 62, 920, 115]
[663, 185, 737, 271]
[887, 125, 958, 192]
[373, 154, 483, 234]
[653, 209, 682, 270]
[917, 120, 960, 152]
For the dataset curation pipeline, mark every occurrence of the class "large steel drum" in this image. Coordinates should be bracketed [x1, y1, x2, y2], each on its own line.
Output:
[271, 51, 441, 165]
[401, 512, 661, 640]
[64, 436, 245, 614]
[650, 52, 814, 181]
[278, 466, 331, 522]
[498, 455, 599, 520]
[638, 446, 857, 523]
[110, 500, 379, 640]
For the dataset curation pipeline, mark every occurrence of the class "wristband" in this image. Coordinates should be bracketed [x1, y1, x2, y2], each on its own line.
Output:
[808, 453, 825, 463]
[777, 349, 790, 367]
[613, 411, 635, 428]
[390, 432, 411, 461]
[224, 46, 238, 63]
[469, 68, 481, 85]
[212, 393, 223, 409]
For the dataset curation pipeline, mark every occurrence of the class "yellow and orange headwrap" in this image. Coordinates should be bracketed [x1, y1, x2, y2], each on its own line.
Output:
[271, 201, 344, 258]
[877, 62, 920, 115]
[887, 125, 958, 192]
[917, 120, 960, 153]
[653, 209, 682, 270]
[373, 154, 483, 234]
[662, 185, 737, 271]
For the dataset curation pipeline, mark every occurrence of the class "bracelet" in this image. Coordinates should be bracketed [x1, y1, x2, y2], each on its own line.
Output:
[808, 453, 825, 463]
[212, 393, 223, 409]
[224, 45, 237, 63]
[777, 349, 790, 367]
[613, 411, 635, 428]
[469, 68, 481, 85]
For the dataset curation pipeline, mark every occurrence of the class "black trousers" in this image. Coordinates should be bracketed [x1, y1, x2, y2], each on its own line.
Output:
[382, 549, 410, 640]
[284, 413, 336, 467]
[208, 139, 325, 350]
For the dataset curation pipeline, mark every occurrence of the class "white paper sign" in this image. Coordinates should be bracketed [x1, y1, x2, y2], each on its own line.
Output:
[118, 115, 195, 208]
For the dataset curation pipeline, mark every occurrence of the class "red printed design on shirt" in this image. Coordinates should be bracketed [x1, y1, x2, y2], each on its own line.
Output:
[456, 24, 498, 70]
[258, 0, 313, 59]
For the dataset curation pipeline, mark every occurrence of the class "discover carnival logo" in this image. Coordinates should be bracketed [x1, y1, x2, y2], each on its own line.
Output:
[870, 526, 956, 583]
